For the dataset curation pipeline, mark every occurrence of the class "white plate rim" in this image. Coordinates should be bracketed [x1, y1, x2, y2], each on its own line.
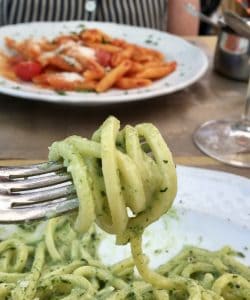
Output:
[175, 165, 250, 229]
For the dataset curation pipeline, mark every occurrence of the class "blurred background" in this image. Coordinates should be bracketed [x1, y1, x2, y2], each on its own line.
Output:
[200, 0, 250, 35]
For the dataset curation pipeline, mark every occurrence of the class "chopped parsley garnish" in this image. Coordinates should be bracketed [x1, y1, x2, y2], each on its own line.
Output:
[55, 90, 67, 95]
[100, 190, 106, 197]
[75, 88, 95, 93]
[236, 252, 245, 258]
[102, 38, 110, 44]
[78, 24, 86, 29]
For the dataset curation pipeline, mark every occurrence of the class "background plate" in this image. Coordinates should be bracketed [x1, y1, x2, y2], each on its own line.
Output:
[0, 21, 208, 105]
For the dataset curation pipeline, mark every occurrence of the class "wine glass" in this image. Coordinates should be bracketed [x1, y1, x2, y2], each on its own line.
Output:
[193, 75, 250, 168]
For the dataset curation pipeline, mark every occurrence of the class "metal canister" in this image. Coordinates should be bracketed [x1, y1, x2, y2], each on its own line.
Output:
[214, 26, 250, 81]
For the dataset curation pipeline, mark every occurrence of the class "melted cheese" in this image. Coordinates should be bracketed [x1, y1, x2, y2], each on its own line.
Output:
[59, 72, 84, 82]
[62, 55, 81, 67]
[38, 41, 76, 66]
[74, 45, 96, 59]
[39, 41, 96, 66]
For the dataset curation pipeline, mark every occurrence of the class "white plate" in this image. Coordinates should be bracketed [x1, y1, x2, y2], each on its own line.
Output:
[99, 166, 250, 267]
[0, 21, 208, 105]
[0, 166, 249, 268]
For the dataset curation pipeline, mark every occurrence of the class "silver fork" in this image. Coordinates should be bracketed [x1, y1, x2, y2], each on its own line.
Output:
[185, 2, 221, 30]
[0, 162, 79, 223]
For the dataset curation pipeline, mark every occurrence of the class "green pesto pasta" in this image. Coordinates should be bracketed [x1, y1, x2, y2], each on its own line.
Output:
[0, 218, 249, 299]
[48, 116, 177, 239]
[0, 116, 249, 299]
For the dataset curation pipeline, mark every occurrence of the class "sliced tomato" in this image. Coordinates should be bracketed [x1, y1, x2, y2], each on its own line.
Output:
[14, 61, 42, 81]
[95, 49, 111, 67]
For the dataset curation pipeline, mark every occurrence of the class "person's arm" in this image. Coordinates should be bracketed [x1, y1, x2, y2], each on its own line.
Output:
[167, 0, 200, 36]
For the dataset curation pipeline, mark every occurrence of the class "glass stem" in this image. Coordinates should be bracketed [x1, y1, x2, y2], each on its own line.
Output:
[243, 76, 250, 122]
[239, 75, 250, 132]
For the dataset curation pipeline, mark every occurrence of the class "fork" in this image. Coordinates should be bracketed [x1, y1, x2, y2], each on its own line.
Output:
[185, 2, 221, 29]
[0, 162, 79, 223]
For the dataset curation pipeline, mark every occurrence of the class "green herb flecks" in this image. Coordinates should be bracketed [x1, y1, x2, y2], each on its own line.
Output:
[102, 37, 110, 44]
[167, 208, 179, 221]
[236, 252, 245, 258]
[75, 88, 95, 93]
[78, 24, 86, 30]
[55, 90, 67, 96]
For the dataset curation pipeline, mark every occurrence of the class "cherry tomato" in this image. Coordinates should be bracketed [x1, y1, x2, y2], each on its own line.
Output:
[14, 61, 42, 81]
[96, 49, 111, 67]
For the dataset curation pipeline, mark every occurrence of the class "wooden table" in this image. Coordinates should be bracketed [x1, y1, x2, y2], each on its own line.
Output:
[0, 36, 249, 178]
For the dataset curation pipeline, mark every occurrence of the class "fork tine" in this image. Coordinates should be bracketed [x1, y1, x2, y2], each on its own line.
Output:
[0, 197, 78, 223]
[0, 161, 79, 223]
[0, 162, 64, 180]
[0, 172, 72, 194]
[7, 185, 76, 206]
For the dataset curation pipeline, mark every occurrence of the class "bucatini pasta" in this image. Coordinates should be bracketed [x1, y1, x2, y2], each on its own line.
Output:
[2, 28, 177, 92]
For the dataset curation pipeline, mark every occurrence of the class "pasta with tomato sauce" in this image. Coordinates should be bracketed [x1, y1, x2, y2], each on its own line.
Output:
[2, 28, 177, 93]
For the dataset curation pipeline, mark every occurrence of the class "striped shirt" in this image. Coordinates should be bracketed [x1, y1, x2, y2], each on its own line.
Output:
[0, 0, 168, 31]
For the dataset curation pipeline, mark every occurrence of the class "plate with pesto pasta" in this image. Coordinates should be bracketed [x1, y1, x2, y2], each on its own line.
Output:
[0, 117, 249, 299]
[0, 167, 249, 299]
[0, 21, 208, 105]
